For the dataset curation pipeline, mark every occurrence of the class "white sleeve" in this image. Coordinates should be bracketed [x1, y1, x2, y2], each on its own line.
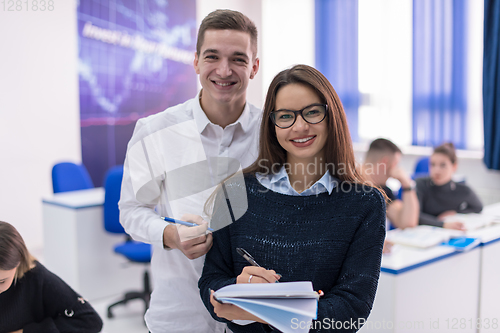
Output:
[118, 120, 168, 248]
[119, 115, 208, 247]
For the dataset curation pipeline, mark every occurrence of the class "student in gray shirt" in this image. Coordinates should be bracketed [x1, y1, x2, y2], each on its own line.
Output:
[416, 142, 483, 229]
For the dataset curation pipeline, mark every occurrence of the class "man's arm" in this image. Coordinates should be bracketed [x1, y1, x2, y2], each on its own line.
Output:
[387, 168, 419, 229]
[118, 119, 212, 259]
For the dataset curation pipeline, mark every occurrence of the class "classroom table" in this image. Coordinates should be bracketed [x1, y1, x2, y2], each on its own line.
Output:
[468, 202, 500, 333]
[42, 187, 145, 301]
[360, 245, 481, 333]
[361, 203, 500, 333]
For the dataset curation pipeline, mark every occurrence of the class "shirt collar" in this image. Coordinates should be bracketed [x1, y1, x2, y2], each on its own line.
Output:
[267, 165, 338, 195]
[193, 91, 211, 134]
[192, 90, 252, 134]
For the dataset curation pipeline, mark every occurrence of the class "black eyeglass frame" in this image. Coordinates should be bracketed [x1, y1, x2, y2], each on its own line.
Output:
[269, 103, 328, 129]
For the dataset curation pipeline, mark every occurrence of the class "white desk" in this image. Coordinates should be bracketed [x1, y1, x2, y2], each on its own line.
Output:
[361, 245, 481, 333]
[43, 188, 145, 301]
[361, 203, 500, 333]
[469, 203, 500, 332]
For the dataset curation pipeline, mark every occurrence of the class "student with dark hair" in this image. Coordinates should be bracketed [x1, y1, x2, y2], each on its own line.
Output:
[199, 65, 386, 333]
[360, 138, 419, 230]
[416, 142, 483, 229]
[0, 221, 102, 333]
[119, 9, 261, 333]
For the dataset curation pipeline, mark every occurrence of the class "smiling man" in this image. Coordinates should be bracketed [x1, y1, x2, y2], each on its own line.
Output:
[119, 10, 261, 333]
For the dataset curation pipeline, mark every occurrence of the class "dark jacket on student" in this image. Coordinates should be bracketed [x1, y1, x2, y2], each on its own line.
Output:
[416, 177, 483, 227]
[0, 261, 103, 333]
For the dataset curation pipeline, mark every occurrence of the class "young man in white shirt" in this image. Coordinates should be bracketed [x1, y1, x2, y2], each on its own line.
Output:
[119, 10, 260, 333]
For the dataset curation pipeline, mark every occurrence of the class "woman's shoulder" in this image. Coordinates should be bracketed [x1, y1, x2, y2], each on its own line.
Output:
[333, 182, 386, 207]
[454, 181, 476, 194]
[21, 261, 50, 282]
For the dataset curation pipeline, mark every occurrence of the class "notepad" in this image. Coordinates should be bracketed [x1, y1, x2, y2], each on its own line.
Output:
[213, 281, 319, 333]
[442, 237, 481, 252]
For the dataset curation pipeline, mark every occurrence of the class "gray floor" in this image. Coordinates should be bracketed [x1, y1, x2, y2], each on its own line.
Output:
[92, 295, 149, 333]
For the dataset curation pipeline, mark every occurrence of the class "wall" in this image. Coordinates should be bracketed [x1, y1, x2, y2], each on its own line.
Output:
[0, 1, 81, 252]
[261, 0, 315, 100]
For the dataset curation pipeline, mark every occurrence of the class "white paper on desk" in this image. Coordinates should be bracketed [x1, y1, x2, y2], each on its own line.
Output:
[443, 213, 497, 230]
[385, 225, 452, 248]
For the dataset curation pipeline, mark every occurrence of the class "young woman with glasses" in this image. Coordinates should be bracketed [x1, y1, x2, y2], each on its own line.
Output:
[199, 65, 386, 332]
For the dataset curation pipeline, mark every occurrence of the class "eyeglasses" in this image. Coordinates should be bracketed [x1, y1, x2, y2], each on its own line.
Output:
[270, 103, 328, 129]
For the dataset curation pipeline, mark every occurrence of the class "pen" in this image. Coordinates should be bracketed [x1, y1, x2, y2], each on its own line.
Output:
[161, 216, 214, 232]
[236, 247, 280, 283]
[236, 247, 261, 267]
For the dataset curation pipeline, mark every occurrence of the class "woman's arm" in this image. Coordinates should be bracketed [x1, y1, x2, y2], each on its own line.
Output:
[23, 266, 102, 333]
[460, 187, 483, 214]
[312, 191, 386, 333]
[418, 212, 444, 227]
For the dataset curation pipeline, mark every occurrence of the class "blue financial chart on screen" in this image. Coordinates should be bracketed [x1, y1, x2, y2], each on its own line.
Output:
[77, 0, 197, 185]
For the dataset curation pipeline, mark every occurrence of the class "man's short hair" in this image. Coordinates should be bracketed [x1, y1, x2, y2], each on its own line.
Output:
[196, 9, 258, 58]
[366, 138, 402, 160]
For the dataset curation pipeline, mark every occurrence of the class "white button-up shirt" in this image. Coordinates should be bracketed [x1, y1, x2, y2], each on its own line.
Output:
[119, 93, 261, 333]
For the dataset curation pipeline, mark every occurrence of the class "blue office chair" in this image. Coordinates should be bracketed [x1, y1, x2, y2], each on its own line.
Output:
[52, 162, 94, 193]
[413, 156, 430, 180]
[103, 165, 152, 319]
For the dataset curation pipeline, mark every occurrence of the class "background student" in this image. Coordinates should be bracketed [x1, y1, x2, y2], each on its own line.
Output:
[416, 142, 483, 229]
[119, 9, 261, 333]
[361, 138, 419, 230]
[0, 221, 102, 333]
[199, 65, 386, 333]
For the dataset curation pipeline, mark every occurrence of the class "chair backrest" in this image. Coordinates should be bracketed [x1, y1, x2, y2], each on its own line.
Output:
[103, 165, 126, 234]
[52, 162, 94, 193]
[414, 156, 430, 175]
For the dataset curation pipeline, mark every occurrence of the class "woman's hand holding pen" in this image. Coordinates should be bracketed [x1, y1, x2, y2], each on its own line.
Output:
[162, 214, 213, 259]
[236, 266, 281, 284]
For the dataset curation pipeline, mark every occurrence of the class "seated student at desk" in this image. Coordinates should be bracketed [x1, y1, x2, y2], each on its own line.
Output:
[416, 142, 483, 230]
[198, 65, 386, 333]
[0, 221, 103, 333]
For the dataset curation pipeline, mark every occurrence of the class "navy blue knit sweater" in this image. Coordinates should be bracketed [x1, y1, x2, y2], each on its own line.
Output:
[199, 174, 386, 333]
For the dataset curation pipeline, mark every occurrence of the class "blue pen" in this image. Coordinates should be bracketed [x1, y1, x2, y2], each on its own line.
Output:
[161, 216, 214, 232]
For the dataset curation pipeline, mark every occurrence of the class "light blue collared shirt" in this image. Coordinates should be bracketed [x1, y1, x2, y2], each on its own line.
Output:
[256, 165, 337, 196]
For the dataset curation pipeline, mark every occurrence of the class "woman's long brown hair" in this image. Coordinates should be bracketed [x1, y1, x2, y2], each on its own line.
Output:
[0, 221, 35, 282]
[244, 64, 365, 185]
